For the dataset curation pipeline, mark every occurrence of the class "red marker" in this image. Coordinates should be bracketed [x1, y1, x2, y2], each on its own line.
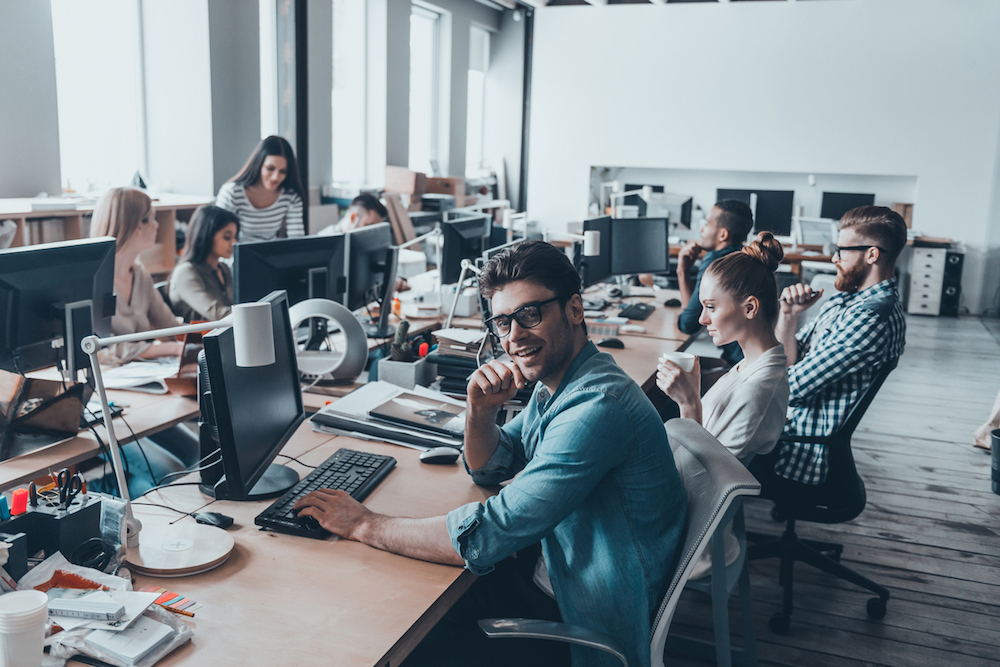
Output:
[11, 488, 28, 516]
[418, 342, 429, 357]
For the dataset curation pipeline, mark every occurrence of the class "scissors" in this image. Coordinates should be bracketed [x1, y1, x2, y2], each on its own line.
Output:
[56, 468, 83, 509]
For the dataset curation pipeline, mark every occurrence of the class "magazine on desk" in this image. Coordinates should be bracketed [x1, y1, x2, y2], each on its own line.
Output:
[311, 381, 466, 450]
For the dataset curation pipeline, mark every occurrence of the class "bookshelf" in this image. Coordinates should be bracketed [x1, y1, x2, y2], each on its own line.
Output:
[0, 194, 213, 278]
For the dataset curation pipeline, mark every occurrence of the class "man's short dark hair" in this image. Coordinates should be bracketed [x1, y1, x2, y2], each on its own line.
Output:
[479, 241, 582, 301]
[838, 205, 908, 265]
[351, 193, 388, 220]
[714, 199, 754, 244]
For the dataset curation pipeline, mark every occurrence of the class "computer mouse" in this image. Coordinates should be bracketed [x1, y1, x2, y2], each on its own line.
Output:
[419, 447, 461, 465]
[664, 298, 682, 308]
[606, 286, 623, 299]
[193, 512, 234, 529]
[597, 337, 625, 349]
[620, 324, 647, 334]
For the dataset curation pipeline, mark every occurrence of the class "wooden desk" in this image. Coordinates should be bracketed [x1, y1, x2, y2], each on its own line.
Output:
[584, 286, 687, 343]
[130, 428, 493, 667]
[0, 391, 199, 493]
[669, 243, 833, 276]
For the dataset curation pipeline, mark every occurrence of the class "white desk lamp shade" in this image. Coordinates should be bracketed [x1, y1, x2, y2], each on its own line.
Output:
[582, 231, 600, 257]
[232, 302, 275, 367]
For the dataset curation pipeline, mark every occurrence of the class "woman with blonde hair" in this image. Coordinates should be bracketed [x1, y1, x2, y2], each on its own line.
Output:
[90, 187, 181, 363]
[657, 232, 790, 577]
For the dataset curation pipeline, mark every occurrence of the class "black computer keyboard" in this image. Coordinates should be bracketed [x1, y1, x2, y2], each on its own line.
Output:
[255, 448, 396, 539]
[618, 303, 656, 321]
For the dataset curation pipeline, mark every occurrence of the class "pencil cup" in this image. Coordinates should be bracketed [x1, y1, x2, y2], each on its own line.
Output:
[0, 589, 48, 667]
[659, 352, 696, 373]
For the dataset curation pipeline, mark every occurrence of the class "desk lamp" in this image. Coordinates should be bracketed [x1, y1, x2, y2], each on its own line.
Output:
[81, 302, 274, 576]
[501, 210, 528, 244]
[608, 186, 654, 218]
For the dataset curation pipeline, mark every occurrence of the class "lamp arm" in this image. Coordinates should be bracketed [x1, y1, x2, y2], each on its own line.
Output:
[78, 315, 230, 549]
[396, 228, 442, 250]
[445, 259, 482, 329]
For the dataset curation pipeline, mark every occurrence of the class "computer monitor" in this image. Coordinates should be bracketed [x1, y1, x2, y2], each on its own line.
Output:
[345, 222, 398, 338]
[580, 216, 613, 288]
[199, 290, 305, 501]
[233, 235, 347, 306]
[624, 183, 664, 217]
[610, 218, 670, 275]
[440, 213, 491, 284]
[716, 188, 795, 237]
[0, 237, 116, 377]
[821, 192, 876, 221]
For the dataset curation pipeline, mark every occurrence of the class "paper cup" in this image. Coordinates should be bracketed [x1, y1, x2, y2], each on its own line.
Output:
[0, 589, 48, 667]
[659, 351, 696, 373]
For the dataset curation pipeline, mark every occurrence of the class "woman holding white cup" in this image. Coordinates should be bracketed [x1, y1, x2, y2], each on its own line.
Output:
[656, 232, 791, 576]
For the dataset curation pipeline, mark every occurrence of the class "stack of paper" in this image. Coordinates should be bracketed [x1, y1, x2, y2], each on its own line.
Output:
[84, 615, 174, 666]
[433, 328, 485, 360]
[311, 381, 465, 450]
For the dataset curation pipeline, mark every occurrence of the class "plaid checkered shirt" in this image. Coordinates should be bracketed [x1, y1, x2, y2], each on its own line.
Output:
[773, 278, 906, 484]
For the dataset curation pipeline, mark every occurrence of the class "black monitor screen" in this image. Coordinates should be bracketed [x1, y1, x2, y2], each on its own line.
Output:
[440, 214, 491, 284]
[233, 235, 346, 306]
[716, 188, 794, 237]
[345, 222, 393, 311]
[202, 291, 304, 500]
[624, 183, 664, 218]
[0, 237, 116, 374]
[821, 192, 876, 221]
[610, 218, 669, 275]
[581, 216, 612, 288]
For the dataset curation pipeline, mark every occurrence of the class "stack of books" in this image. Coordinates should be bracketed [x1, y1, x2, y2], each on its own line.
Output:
[429, 328, 487, 396]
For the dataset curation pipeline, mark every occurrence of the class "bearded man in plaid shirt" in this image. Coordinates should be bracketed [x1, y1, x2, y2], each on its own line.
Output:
[769, 206, 908, 484]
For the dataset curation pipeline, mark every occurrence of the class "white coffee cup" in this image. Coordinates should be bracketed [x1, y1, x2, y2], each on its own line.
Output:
[659, 351, 696, 373]
[0, 589, 48, 667]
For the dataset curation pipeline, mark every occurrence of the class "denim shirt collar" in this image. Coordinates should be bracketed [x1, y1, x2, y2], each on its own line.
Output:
[535, 341, 600, 413]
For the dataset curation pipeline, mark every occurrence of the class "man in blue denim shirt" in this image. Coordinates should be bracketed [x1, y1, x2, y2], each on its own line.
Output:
[676, 200, 754, 366]
[296, 242, 686, 667]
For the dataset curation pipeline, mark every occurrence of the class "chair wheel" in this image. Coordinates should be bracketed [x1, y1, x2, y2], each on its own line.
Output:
[770, 506, 785, 522]
[769, 612, 791, 634]
[866, 597, 887, 619]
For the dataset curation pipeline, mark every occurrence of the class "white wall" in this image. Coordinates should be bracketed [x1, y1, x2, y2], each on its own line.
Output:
[527, 1, 1000, 314]
[142, 0, 214, 196]
[0, 1, 61, 197]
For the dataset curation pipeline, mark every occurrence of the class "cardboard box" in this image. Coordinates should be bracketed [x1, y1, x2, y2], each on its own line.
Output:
[892, 202, 914, 228]
[385, 166, 427, 197]
[425, 177, 467, 207]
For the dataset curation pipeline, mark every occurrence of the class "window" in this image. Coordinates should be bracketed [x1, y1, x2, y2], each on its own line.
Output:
[465, 26, 489, 178]
[409, 4, 441, 175]
[50, 0, 144, 193]
[259, 0, 278, 138]
[332, 0, 367, 185]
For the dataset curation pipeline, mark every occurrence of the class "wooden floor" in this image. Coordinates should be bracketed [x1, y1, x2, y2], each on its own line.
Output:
[667, 314, 1000, 667]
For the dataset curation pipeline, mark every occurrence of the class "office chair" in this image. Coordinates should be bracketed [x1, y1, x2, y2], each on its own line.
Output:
[154, 280, 172, 310]
[478, 418, 761, 667]
[746, 358, 899, 634]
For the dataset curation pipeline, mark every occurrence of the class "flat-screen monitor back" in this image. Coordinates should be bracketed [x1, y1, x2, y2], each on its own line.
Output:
[624, 184, 664, 217]
[233, 235, 346, 306]
[440, 214, 491, 284]
[716, 188, 794, 237]
[581, 216, 612, 287]
[820, 192, 876, 221]
[202, 290, 304, 500]
[610, 218, 669, 275]
[0, 237, 116, 374]
[345, 222, 393, 311]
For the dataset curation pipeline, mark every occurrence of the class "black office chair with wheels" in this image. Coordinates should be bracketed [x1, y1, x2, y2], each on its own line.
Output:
[747, 357, 898, 634]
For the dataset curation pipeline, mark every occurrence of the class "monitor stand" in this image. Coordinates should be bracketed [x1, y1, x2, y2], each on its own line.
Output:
[364, 246, 399, 339]
[203, 464, 299, 501]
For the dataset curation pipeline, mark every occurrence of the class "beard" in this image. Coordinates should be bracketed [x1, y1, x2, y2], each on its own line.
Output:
[834, 261, 868, 293]
[509, 312, 576, 386]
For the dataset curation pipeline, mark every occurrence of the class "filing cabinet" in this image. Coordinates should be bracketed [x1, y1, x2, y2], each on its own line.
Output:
[907, 247, 962, 316]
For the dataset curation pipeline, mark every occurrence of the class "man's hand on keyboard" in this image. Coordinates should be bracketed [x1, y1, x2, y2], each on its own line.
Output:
[294, 489, 373, 541]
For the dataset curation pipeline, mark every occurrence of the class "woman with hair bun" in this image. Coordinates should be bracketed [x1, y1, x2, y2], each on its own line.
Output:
[657, 232, 790, 577]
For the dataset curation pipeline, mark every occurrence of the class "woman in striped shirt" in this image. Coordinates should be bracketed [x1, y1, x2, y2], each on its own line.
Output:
[216, 135, 305, 242]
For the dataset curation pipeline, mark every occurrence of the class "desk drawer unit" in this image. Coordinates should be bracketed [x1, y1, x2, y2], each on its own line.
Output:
[907, 248, 962, 316]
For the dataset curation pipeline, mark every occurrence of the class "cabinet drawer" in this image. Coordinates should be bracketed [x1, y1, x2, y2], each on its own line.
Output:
[908, 288, 941, 315]
[912, 249, 947, 273]
[910, 279, 942, 293]
[908, 299, 941, 316]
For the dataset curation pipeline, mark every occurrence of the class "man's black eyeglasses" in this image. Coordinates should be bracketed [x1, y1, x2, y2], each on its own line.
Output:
[484, 297, 562, 338]
[834, 245, 886, 259]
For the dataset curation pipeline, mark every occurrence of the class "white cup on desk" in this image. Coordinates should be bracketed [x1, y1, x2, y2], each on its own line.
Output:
[659, 351, 696, 373]
[0, 590, 48, 667]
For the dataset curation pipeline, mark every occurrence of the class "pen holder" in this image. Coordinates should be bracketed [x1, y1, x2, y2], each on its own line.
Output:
[377, 357, 436, 390]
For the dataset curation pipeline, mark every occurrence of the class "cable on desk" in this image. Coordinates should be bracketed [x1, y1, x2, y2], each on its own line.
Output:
[134, 481, 203, 500]
[132, 501, 197, 519]
[276, 453, 317, 469]
[154, 452, 222, 486]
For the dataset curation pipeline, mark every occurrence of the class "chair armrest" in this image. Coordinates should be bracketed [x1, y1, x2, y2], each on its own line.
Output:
[478, 618, 629, 667]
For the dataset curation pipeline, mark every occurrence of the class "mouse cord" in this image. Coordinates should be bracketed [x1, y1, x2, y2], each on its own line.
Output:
[275, 453, 317, 469]
[131, 501, 197, 520]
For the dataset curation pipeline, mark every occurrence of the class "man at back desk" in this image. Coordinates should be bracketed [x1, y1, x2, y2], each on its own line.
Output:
[676, 199, 754, 365]
[296, 241, 687, 667]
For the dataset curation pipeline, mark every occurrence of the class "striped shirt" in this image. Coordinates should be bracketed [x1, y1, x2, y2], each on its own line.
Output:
[215, 182, 304, 243]
[773, 278, 905, 484]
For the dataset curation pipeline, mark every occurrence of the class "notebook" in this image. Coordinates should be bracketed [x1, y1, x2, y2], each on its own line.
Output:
[84, 615, 174, 666]
[369, 392, 465, 438]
